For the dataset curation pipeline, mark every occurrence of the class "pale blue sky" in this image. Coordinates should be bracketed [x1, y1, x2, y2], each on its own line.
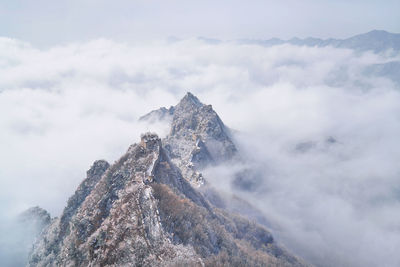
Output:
[1, 0, 399, 46]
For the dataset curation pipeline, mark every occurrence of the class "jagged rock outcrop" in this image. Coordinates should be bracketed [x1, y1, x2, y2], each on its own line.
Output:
[141, 92, 237, 186]
[165, 92, 236, 162]
[29, 93, 309, 267]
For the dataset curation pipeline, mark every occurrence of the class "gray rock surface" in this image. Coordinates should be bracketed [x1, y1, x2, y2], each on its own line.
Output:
[158, 92, 237, 186]
[29, 94, 309, 267]
[59, 160, 110, 240]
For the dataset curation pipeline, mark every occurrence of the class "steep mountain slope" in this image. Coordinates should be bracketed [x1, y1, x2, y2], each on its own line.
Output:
[29, 93, 309, 266]
[162, 92, 237, 186]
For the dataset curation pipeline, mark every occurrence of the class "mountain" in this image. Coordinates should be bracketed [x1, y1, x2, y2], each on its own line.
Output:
[139, 106, 175, 124]
[363, 60, 400, 85]
[27, 93, 309, 266]
[238, 30, 400, 53]
[163, 92, 237, 185]
[237, 30, 400, 86]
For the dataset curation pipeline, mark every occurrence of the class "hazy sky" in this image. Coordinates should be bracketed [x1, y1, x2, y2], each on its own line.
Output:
[1, 0, 399, 46]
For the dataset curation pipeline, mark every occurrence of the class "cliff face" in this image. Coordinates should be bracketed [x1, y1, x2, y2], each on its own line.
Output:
[29, 93, 309, 267]
[162, 92, 237, 186]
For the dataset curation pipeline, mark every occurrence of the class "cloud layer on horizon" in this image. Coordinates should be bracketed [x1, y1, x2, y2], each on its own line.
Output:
[0, 37, 400, 266]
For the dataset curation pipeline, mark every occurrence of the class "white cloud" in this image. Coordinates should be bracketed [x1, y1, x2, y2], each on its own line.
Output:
[0, 37, 400, 266]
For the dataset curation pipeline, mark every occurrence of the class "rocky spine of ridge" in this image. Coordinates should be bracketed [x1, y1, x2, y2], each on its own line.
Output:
[29, 133, 202, 266]
[29, 93, 309, 267]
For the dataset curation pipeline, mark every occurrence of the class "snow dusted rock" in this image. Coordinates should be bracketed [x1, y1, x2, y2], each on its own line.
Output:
[190, 138, 214, 170]
[60, 160, 110, 239]
[29, 133, 203, 266]
[29, 94, 309, 267]
[166, 92, 236, 162]
[149, 92, 238, 186]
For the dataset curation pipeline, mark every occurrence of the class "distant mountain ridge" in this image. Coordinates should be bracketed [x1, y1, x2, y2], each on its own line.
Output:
[237, 30, 400, 85]
[241, 30, 400, 53]
[196, 30, 400, 53]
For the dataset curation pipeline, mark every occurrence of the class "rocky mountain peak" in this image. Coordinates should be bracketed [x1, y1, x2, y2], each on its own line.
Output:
[138, 92, 202, 124]
[174, 92, 203, 111]
[138, 93, 238, 186]
[170, 93, 218, 137]
[159, 93, 237, 186]
[172, 93, 231, 141]
[27, 94, 308, 267]
[140, 93, 237, 168]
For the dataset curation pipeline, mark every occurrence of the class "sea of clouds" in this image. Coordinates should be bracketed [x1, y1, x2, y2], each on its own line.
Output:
[0, 37, 399, 266]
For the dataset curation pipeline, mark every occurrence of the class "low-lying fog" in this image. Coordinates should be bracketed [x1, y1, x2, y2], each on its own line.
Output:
[1, 37, 399, 266]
